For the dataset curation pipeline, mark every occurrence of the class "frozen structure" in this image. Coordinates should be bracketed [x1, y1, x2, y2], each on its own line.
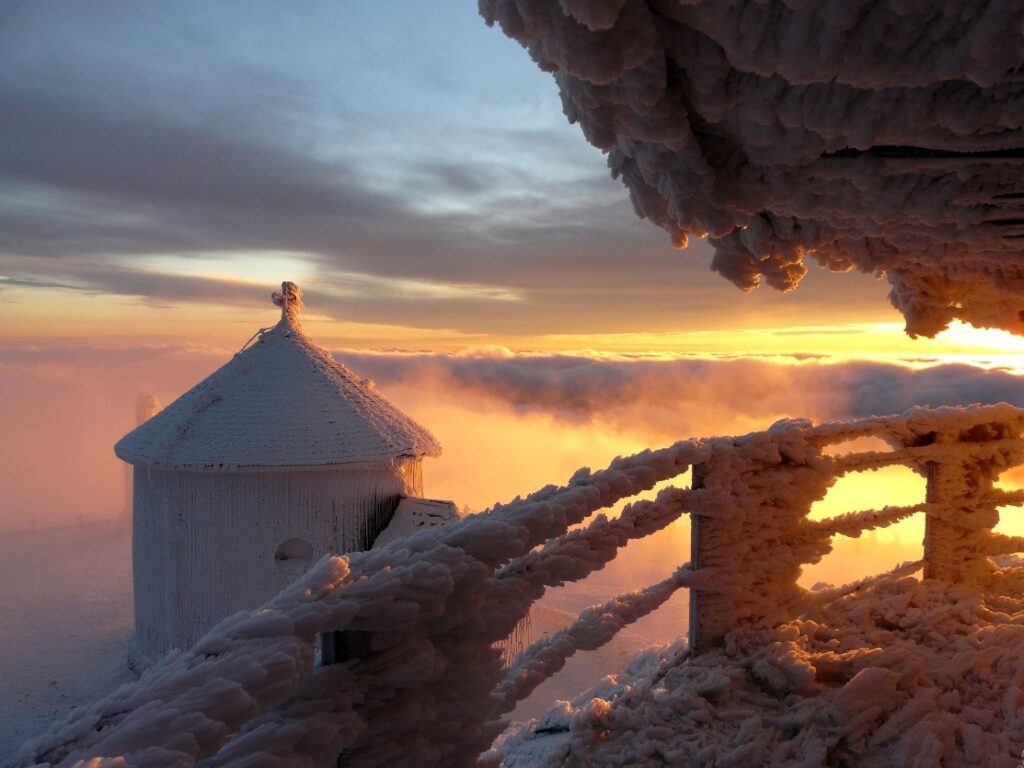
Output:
[114, 282, 442, 665]
[19, 404, 1024, 767]
[371, 497, 461, 550]
[480, 0, 1024, 337]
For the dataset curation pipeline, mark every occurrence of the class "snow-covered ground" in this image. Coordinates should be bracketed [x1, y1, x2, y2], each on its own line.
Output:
[498, 566, 1024, 767]
[0, 522, 134, 761]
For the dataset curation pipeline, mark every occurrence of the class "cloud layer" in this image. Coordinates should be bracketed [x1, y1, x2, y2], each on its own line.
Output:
[338, 349, 1024, 440]
[4, 341, 1023, 533]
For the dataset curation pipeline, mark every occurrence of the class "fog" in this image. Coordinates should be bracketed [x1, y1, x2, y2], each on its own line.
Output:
[4, 344, 1024, 534]
[0, 345, 224, 532]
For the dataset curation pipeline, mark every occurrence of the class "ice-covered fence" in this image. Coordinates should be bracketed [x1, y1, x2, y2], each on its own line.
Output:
[687, 403, 1024, 652]
[16, 405, 1024, 768]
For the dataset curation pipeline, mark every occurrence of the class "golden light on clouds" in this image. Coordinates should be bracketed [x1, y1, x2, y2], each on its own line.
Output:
[6, 271, 1023, 378]
[131, 252, 319, 286]
[539, 321, 1024, 370]
[0, 286, 269, 345]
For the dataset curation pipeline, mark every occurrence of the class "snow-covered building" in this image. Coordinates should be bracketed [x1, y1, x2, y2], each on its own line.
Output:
[115, 282, 443, 665]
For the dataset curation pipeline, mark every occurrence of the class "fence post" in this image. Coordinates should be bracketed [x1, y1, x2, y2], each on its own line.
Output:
[688, 464, 706, 653]
[923, 459, 957, 581]
[923, 435, 997, 582]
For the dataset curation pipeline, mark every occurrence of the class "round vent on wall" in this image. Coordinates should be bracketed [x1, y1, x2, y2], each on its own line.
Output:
[274, 537, 314, 576]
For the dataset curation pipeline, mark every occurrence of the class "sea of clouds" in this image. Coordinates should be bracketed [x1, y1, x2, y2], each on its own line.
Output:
[3, 343, 1023, 532]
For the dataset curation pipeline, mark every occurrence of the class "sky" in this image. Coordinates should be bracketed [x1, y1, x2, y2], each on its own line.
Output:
[3, 0, 1024, 359]
[3, 0, 1024, 534]
[0, 0, 936, 352]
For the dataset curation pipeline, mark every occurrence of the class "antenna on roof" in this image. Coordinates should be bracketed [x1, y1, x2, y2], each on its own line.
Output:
[272, 281, 303, 326]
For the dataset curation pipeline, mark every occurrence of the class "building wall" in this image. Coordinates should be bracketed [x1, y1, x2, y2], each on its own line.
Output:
[131, 458, 422, 663]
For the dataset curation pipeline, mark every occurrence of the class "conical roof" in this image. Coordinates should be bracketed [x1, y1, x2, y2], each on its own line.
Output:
[115, 282, 441, 471]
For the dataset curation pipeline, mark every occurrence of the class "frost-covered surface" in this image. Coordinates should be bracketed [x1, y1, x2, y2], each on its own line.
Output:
[15, 431, 703, 767]
[371, 497, 461, 549]
[119, 285, 436, 663]
[115, 283, 440, 470]
[0, 523, 660, 765]
[0, 522, 134, 761]
[507, 605, 651, 723]
[480, 0, 1024, 336]
[498, 567, 1024, 767]
[130, 463, 422, 664]
[15, 404, 1024, 767]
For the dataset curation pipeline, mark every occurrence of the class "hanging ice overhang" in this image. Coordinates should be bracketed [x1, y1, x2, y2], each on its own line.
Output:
[482, 0, 1024, 336]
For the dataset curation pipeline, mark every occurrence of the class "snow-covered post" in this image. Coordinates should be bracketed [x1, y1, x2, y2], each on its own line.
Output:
[687, 426, 835, 653]
[687, 464, 707, 653]
[922, 429, 999, 582]
[923, 453, 964, 582]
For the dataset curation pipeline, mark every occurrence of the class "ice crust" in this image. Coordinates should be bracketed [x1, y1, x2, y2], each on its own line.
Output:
[115, 283, 440, 470]
[496, 569, 1024, 767]
[479, 0, 1024, 336]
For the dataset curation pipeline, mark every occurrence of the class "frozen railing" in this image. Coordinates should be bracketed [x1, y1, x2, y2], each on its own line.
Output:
[16, 405, 1024, 768]
[688, 404, 1024, 652]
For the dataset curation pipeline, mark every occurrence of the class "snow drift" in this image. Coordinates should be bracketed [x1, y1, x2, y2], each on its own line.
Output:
[480, 0, 1024, 336]
[496, 565, 1024, 767]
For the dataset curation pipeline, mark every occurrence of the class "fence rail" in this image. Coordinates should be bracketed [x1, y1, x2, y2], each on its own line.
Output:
[687, 404, 1024, 651]
[15, 404, 1024, 768]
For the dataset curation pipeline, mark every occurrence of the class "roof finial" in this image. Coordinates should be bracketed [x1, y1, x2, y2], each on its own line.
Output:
[272, 281, 303, 326]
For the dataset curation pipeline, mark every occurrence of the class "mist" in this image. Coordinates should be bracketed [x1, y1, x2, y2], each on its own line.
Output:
[3, 343, 1022, 534]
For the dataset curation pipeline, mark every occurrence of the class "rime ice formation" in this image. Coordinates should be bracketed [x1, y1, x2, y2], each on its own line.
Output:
[115, 283, 442, 664]
[115, 283, 440, 469]
[271, 280, 304, 325]
[479, 0, 1024, 337]
[372, 497, 461, 550]
[496, 568, 1024, 767]
[17, 404, 1024, 767]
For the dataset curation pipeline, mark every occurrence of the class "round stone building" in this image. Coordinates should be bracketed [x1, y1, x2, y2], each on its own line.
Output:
[115, 283, 442, 665]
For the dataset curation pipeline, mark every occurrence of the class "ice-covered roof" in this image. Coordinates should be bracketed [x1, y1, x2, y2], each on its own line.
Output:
[115, 282, 441, 471]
